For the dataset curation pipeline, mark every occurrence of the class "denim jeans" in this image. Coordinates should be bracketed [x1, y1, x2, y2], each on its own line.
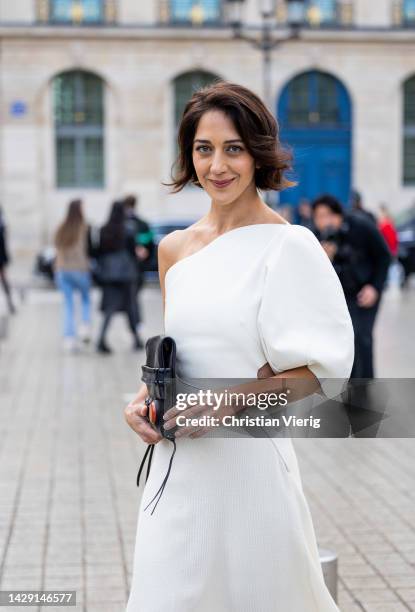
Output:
[55, 270, 91, 338]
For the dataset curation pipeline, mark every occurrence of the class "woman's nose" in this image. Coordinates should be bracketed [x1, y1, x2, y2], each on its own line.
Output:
[210, 153, 228, 174]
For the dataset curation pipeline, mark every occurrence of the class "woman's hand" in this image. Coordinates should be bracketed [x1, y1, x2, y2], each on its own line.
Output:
[163, 362, 277, 439]
[357, 284, 379, 308]
[163, 392, 236, 440]
[124, 389, 163, 445]
[162, 362, 321, 438]
[321, 241, 338, 262]
[135, 245, 149, 261]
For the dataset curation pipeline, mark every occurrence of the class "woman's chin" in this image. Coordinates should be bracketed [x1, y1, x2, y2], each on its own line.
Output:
[206, 189, 243, 205]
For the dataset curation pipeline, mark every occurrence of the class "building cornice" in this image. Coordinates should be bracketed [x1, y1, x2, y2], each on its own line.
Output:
[0, 24, 415, 44]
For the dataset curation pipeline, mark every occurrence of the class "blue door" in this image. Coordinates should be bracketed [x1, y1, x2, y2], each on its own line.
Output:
[277, 71, 352, 208]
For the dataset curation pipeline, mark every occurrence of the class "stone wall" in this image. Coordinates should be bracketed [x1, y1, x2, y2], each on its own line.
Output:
[0, 2, 414, 257]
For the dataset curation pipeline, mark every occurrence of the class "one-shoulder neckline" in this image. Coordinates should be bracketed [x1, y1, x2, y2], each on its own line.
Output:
[165, 222, 291, 282]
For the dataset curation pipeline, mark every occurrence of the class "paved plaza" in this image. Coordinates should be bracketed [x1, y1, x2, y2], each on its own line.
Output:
[0, 282, 414, 612]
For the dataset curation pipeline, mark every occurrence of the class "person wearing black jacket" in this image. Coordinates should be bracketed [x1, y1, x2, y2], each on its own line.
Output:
[0, 206, 16, 314]
[312, 194, 391, 378]
[123, 195, 155, 342]
[95, 201, 143, 354]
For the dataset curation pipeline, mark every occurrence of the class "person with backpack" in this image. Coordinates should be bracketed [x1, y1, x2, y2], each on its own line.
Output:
[95, 200, 143, 354]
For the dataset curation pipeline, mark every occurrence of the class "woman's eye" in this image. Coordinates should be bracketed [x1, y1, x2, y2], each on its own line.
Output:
[194, 145, 243, 153]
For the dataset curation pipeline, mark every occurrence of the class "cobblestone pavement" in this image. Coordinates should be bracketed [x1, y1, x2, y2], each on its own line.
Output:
[0, 284, 414, 612]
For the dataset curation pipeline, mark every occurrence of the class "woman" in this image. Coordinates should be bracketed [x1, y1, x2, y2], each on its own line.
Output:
[96, 201, 142, 353]
[54, 199, 91, 352]
[0, 207, 16, 315]
[124, 82, 354, 611]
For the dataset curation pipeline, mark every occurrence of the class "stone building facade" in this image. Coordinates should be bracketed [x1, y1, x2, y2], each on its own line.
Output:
[0, 0, 415, 256]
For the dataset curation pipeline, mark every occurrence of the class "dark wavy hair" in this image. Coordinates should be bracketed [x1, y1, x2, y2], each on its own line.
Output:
[100, 200, 126, 251]
[164, 80, 295, 193]
[311, 194, 344, 216]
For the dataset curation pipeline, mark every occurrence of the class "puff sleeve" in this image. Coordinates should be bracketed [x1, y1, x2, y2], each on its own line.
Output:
[257, 225, 354, 398]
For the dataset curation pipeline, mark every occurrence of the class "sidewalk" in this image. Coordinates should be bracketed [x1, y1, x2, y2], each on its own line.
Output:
[0, 285, 414, 612]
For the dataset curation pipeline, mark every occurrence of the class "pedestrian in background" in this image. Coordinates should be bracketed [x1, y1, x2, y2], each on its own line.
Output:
[378, 204, 399, 258]
[95, 201, 142, 354]
[295, 198, 314, 230]
[378, 204, 401, 289]
[312, 194, 391, 378]
[350, 189, 377, 225]
[123, 195, 155, 346]
[0, 206, 16, 315]
[54, 199, 92, 352]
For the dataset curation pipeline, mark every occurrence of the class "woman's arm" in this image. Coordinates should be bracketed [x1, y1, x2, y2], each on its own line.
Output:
[158, 229, 186, 318]
[123, 230, 184, 444]
[222, 364, 322, 413]
[124, 382, 163, 445]
[255, 363, 322, 398]
[162, 364, 322, 437]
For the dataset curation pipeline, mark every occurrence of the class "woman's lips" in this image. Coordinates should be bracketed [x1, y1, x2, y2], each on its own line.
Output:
[209, 178, 235, 189]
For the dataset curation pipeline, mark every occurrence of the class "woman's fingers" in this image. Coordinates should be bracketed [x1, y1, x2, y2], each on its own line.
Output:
[163, 402, 209, 431]
[125, 394, 210, 443]
[124, 401, 162, 445]
[137, 403, 148, 417]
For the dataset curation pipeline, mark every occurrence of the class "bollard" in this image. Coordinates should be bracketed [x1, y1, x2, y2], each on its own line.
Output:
[319, 547, 338, 603]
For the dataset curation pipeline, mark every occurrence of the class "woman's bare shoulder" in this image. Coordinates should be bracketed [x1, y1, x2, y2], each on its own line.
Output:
[158, 227, 196, 270]
[260, 210, 290, 226]
[158, 228, 202, 292]
[158, 210, 288, 274]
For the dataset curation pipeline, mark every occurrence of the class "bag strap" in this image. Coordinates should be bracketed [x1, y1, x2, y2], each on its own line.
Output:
[136, 443, 155, 487]
[136, 437, 177, 515]
[143, 438, 176, 515]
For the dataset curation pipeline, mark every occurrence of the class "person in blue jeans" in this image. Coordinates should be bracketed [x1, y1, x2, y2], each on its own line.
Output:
[54, 199, 92, 352]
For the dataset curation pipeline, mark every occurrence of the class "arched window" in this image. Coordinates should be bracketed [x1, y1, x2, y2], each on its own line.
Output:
[282, 71, 350, 127]
[50, 0, 104, 24]
[173, 70, 219, 145]
[403, 76, 415, 184]
[169, 1, 222, 24]
[53, 70, 104, 188]
[278, 70, 352, 205]
[403, 0, 415, 24]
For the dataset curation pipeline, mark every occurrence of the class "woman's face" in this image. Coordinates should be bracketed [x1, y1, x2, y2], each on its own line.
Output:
[192, 110, 257, 205]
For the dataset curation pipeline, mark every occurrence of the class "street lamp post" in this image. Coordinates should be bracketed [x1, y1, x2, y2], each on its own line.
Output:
[225, 0, 305, 110]
[225, 0, 305, 206]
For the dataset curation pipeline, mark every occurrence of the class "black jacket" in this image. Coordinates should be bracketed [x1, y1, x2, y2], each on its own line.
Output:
[315, 212, 391, 297]
[0, 223, 9, 267]
[124, 213, 155, 270]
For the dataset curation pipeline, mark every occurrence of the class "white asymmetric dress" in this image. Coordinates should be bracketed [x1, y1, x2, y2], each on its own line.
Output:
[126, 223, 354, 612]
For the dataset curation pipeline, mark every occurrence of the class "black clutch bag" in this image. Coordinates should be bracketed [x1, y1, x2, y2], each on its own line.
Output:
[136, 335, 178, 515]
[140, 335, 177, 439]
